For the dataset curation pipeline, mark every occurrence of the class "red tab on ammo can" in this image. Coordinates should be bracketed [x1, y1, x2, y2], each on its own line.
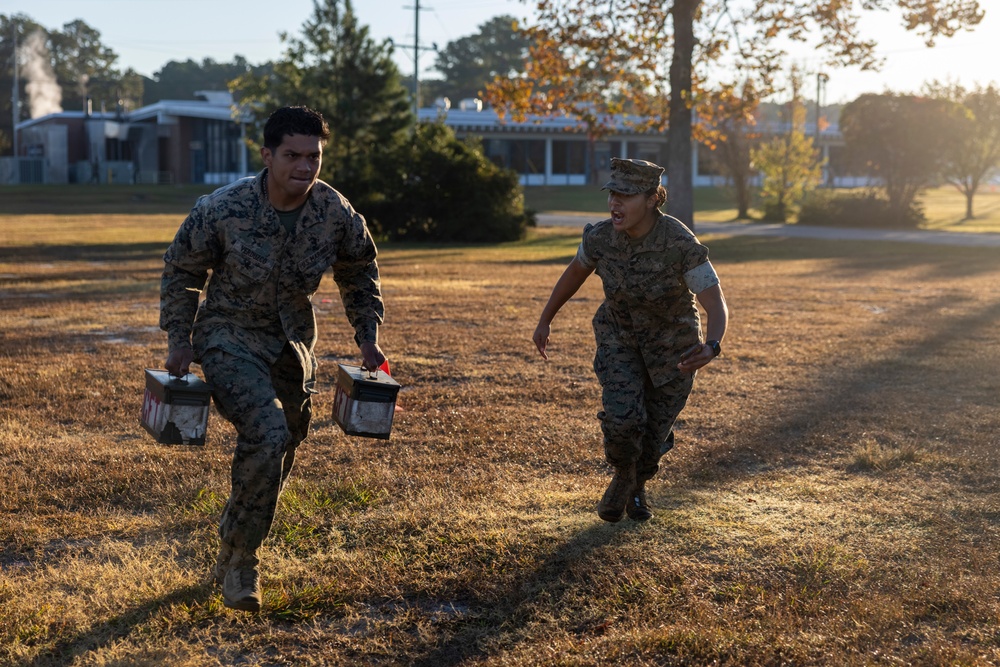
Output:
[332, 364, 401, 440]
[141, 369, 212, 445]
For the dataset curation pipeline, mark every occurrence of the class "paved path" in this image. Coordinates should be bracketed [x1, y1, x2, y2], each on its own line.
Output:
[536, 213, 1000, 248]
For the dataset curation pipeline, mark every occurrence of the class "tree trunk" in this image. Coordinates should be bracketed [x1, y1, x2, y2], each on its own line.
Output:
[735, 176, 751, 219]
[666, 0, 700, 230]
[965, 188, 975, 220]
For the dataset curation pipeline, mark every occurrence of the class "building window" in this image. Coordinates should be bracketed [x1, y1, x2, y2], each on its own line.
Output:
[191, 118, 244, 180]
[480, 138, 546, 175]
[626, 141, 663, 165]
[552, 140, 586, 175]
[510, 139, 546, 174]
[105, 138, 132, 161]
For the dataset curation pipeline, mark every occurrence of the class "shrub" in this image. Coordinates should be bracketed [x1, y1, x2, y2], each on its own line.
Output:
[798, 191, 926, 229]
[364, 123, 533, 243]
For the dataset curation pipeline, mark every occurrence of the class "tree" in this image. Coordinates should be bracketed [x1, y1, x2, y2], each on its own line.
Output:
[750, 71, 823, 222]
[145, 57, 267, 104]
[48, 19, 142, 114]
[368, 122, 531, 242]
[1, 14, 47, 153]
[426, 15, 530, 104]
[0, 13, 142, 154]
[231, 0, 529, 243]
[702, 80, 761, 219]
[231, 0, 412, 197]
[840, 92, 968, 227]
[925, 81, 1000, 220]
[751, 100, 822, 222]
[486, 0, 984, 230]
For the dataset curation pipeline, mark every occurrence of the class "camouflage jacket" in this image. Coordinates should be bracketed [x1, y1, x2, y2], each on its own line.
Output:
[160, 170, 384, 392]
[577, 214, 714, 387]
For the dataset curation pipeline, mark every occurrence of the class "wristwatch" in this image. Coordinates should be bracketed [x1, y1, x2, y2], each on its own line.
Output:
[706, 340, 722, 357]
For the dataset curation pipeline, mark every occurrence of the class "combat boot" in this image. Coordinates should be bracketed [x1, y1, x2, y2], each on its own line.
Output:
[626, 482, 653, 522]
[222, 550, 262, 612]
[597, 464, 636, 523]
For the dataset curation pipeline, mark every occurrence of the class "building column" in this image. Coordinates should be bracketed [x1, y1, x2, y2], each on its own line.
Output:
[691, 140, 699, 186]
[544, 137, 553, 186]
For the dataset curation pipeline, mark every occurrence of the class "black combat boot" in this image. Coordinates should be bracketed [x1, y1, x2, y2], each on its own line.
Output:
[626, 481, 653, 522]
[597, 464, 636, 523]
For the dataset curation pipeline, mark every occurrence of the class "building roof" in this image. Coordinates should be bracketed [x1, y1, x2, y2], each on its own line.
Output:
[16, 91, 249, 131]
[417, 107, 665, 135]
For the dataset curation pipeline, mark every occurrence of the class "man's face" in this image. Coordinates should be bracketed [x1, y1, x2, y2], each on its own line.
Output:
[261, 133, 323, 206]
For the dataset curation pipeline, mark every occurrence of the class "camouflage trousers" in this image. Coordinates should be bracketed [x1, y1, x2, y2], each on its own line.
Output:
[594, 331, 694, 483]
[201, 344, 311, 556]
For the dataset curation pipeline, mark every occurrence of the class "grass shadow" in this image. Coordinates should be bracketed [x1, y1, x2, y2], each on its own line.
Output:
[407, 520, 631, 666]
[0, 243, 168, 265]
[24, 584, 212, 667]
[681, 291, 1000, 498]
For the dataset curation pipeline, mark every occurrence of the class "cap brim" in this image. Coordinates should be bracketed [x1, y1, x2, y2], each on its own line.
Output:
[602, 180, 643, 195]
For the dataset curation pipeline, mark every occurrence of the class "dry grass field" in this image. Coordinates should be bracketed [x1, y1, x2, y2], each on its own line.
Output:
[2, 210, 1000, 666]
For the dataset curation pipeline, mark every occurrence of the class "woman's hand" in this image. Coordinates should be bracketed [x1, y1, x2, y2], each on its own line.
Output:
[677, 343, 715, 374]
[533, 322, 551, 360]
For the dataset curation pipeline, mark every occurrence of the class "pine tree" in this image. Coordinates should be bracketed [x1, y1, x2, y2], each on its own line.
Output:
[231, 0, 412, 196]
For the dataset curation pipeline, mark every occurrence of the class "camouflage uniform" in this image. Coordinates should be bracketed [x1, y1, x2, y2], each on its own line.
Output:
[576, 213, 716, 483]
[160, 169, 383, 556]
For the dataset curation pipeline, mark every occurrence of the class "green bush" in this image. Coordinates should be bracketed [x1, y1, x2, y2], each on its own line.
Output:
[363, 123, 534, 242]
[761, 201, 789, 223]
[798, 191, 926, 229]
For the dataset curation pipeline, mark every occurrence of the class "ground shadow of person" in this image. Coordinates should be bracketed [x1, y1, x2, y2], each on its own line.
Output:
[409, 518, 643, 667]
[26, 583, 212, 667]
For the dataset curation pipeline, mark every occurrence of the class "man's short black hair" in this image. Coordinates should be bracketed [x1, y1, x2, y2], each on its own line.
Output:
[262, 106, 331, 150]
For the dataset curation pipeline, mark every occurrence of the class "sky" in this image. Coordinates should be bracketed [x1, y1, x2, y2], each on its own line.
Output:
[10, 0, 999, 106]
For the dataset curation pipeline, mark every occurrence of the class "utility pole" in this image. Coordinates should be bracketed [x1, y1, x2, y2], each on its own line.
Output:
[414, 0, 420, 115]
[815, 72, 828, 143]
[816, 72, 828, 185]
[402, 0, 435, 118]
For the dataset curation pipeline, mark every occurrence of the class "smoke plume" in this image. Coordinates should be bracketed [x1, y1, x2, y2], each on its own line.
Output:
[18, 31, 63, 118]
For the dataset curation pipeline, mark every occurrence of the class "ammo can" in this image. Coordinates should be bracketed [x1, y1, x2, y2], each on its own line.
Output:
[141, 369, 212, 445]
[332, 364, 401, 439]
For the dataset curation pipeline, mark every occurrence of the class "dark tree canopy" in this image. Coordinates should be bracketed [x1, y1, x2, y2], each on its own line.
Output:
[231, 0, 412, 192]
[230, 0, 529, 242]
[144, 57, 267, 104]
[424, 15, 530, 105]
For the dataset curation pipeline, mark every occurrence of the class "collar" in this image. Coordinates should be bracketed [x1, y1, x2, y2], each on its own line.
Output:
[612, 214, 670, 252]
[254, 169, 322, 229]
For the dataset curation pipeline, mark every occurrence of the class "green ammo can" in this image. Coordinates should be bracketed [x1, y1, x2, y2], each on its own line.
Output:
[141, 369, 213, 445]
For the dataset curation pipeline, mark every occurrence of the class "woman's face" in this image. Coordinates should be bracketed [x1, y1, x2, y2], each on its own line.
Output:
[608, 190, 657, 238]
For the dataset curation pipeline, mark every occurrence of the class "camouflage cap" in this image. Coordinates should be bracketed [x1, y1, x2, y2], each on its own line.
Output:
[602, 157, 664, 195]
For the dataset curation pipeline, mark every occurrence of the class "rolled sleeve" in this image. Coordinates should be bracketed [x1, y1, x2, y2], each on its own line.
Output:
[683, 261, 720, 294]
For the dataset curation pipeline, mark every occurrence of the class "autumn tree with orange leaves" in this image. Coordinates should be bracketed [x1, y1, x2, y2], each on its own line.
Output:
[486, 0, 984, 229]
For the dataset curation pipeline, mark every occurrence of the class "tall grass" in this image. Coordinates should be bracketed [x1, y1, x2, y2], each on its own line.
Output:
[1, 218, 999, 665]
